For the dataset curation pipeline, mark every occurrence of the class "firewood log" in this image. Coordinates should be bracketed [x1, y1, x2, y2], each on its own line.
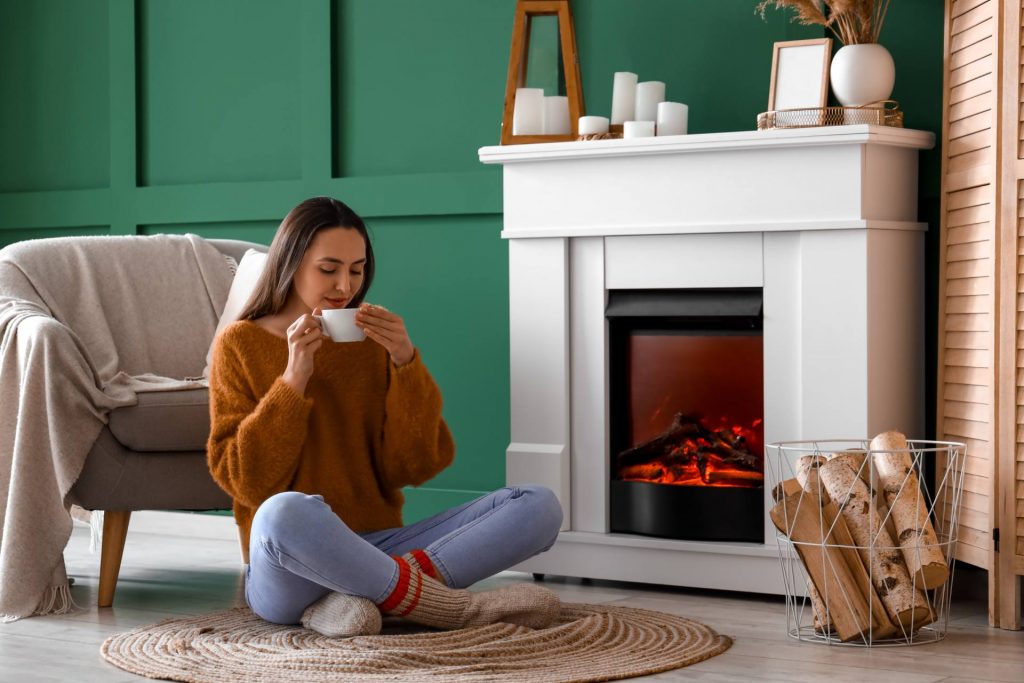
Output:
[770, 491, 877, 641]
[870, 431, 950, 589]
[795, 455, 828, 496]
[818, 458, 933, 631]
[808, 580, 834, 634]
[827, 450, 871, 484]
[796, 495, 897, 639]
[827, 449, 899, 541]
[821, 499, 899, 639]
[772, 478, 803, 502]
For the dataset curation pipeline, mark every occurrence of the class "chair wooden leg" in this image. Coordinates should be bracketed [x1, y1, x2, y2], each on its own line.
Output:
[98, 510, 131, 608]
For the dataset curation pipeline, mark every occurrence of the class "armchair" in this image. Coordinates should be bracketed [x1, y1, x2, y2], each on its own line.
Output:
[66, 237, 266, 607]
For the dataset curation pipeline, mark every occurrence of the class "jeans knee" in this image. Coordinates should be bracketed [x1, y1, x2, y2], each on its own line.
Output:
[253, 491, 325, 542]
[518, 485, 563, 540]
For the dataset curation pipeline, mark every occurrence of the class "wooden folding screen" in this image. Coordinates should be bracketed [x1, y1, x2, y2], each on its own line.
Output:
[938, 0, 1023, 629]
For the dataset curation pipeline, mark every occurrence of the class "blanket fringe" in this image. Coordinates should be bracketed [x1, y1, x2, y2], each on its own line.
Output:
[1, 582, 81, 622]
[89, 509, 104, 554]
[31, 581, 81, 617]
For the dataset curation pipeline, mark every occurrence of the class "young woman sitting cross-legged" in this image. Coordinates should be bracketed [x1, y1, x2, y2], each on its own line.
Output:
[207, 196, 563, 637]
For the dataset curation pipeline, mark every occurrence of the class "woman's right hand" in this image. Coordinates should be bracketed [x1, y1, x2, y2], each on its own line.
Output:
[282, 307, 324, 396]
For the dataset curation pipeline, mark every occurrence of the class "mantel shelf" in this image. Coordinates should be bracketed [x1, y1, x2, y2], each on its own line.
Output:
[481, 124, 934, 239]
[479, 124, 935, 165]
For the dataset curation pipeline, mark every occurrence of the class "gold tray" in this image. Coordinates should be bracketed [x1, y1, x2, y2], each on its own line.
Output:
[757, 101, 904, 130]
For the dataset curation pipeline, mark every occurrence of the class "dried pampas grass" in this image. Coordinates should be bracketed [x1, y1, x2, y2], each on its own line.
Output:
[757, 0, 892, 45]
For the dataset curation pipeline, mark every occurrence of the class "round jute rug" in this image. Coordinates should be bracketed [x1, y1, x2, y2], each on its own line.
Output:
[101, 603, 732, 682]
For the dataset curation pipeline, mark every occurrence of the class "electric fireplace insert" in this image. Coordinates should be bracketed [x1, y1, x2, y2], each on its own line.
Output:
[608, 288, 764, 543]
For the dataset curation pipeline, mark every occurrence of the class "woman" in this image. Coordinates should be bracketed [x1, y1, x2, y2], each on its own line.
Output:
[207, 196, 563, 637]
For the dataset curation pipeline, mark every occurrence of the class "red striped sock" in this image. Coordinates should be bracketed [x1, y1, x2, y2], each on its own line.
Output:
[376, 556, 424, 617]
[402, 549, 447, 586]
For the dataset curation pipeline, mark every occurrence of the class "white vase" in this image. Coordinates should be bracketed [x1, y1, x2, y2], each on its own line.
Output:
[830, 43, 896, 107]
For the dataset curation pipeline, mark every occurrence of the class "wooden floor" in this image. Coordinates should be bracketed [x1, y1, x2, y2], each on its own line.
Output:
[1, 522, 1021, 682]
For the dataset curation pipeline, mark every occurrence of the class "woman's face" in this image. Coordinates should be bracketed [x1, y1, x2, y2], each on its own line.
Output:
[290, 226, 367, 312]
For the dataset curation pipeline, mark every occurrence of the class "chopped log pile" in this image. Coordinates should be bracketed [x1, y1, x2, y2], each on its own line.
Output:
[615, 413, 763, 487]
[770, 431, 949, 642]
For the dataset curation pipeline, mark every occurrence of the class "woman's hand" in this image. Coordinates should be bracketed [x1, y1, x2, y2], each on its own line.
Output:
[356, 303, 415, 366]
[282, 307, 324, 396]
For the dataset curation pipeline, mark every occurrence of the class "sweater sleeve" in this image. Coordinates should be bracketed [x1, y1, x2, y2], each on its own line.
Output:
[376, 349, 455, 490]
[206, 331, 314, 509]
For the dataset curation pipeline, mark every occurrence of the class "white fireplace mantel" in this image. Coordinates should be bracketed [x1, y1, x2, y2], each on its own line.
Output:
[479, 125, 935, 595]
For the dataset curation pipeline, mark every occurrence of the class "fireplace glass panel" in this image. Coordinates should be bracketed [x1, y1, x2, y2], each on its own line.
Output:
[622, 334, 764, 486]
[608, 289, 765, 543]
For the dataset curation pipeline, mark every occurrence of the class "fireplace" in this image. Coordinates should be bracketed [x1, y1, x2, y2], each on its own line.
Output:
[607, 289, 764, 542]
[479, 125, 932, 594]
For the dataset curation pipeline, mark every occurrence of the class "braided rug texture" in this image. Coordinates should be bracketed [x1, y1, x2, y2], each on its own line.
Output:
[101, 603, 732, 682]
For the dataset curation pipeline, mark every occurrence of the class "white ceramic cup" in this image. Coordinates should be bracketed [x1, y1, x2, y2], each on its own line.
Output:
[317, 308, 366, 342]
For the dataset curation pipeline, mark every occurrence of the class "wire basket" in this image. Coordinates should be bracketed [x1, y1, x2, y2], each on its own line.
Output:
[757, 100, 904, 130]
[765, 438, 966, 647]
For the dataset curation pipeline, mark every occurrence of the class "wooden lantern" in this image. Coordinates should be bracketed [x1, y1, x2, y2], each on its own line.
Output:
[500, 0, 584, 145]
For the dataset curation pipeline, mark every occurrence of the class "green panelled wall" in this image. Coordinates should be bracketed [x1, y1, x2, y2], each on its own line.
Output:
[0, 0, 943, 523]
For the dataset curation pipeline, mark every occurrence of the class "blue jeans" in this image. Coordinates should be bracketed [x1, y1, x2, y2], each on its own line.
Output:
[244, 485, 563, 625]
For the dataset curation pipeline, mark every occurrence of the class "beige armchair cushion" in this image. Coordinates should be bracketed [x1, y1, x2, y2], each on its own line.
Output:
[107, 388, 211, 452]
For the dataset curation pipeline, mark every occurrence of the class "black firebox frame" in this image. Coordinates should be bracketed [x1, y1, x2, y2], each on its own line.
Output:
[607, 288, 765, 544]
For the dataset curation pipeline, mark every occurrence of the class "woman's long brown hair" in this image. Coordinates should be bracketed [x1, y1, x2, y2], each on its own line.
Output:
[237, 197, 375, 321]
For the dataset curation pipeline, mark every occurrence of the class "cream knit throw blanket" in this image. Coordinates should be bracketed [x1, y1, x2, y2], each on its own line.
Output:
[0, 234, 232, 621]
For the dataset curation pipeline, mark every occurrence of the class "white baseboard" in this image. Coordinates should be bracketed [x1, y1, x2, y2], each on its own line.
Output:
[74, 510, 238, 542]
[131, 510, 238, 541]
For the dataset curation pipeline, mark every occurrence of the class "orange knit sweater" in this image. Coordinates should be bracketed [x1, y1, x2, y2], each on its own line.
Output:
[206, 320, 455, 558]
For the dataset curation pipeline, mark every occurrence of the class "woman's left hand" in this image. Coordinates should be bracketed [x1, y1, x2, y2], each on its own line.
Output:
[356, 304, 415, 366]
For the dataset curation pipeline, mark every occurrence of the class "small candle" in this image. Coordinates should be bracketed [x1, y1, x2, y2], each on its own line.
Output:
[543, 96, 570, 135]
[634, 81, 666, 122]
[611, 72, 638, 125]
[513, 88, 544, 135]
[656, 102, 688, 136]
[578, 115, 610, 135]
[623, 120, 655, 139]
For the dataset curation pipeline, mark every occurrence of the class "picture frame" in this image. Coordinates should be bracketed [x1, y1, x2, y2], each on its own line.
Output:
[767, 38, 833, 112]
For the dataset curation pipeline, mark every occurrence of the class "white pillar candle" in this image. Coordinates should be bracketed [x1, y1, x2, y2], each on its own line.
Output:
[634, 81, 665, 122]
[578, 115, 610, 135]
[513, 88, 544, 135]
[543, 96, 570, 135]
[611, 71, 638, 124]
[656, 101, 688, 136]
[623, 120, 655, 138]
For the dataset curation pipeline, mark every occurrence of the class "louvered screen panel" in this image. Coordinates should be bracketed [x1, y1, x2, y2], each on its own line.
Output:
[1016, 5, 1024, 560]
[939, 0, 998, 569]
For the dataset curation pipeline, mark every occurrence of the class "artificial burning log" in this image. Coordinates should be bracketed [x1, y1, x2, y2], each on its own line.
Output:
[770, 492, 876, 642]
[705, 469, 764, 486]
[818, 458, 933, 631]
[615, 413, 761, 484]
[615, 413, 703, 468]
[617, 463, 667, 482]
[870, 431, 950, 590]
